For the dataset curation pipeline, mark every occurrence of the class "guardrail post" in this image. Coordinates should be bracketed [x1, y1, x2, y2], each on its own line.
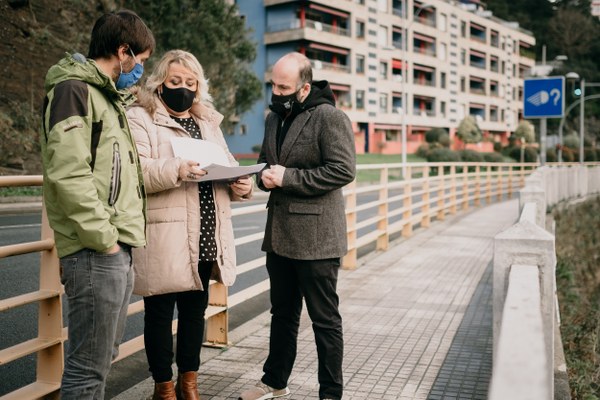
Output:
[37, 204, 63, 399]
[486, 164, 492, 204]
[421, 165, 431, 227]
[436, 165, 445, 220]
[507, 165, 513, 199]
[343, 179, 357, 269]
[461, 165, 469, 211]
[496, 165, 503, 201]
[377, 167, 389, 251]
[449, 165, 457, 215]
[204, 282, 229, 347]
[474, 165, 481, 206]
[493, 204, 556, 394]
[402, 166, 413, 237]
[519, 185, 547, 229]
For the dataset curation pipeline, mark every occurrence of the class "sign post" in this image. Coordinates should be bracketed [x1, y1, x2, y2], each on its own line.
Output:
[523, 77, 565, 165]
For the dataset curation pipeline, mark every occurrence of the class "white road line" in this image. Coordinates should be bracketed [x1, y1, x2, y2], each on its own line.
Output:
[233, 226, 261, 232]
[0, 223, 41, 230]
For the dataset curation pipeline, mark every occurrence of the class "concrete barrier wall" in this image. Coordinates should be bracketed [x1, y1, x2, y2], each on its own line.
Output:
[491, 164, 600, 400]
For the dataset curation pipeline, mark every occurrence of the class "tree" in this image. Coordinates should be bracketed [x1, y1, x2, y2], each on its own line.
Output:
[513, 120, 535, 144]
[456, 116, 482, 148]
[123, 0, 262, 133]
[547, 8, 596, 61]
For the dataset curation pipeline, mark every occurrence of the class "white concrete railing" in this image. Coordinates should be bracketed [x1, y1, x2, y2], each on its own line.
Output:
[490, 163, 600, 400]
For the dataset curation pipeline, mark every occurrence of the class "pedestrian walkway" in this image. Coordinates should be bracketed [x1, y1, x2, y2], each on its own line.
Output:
[114, 199, 520, 400]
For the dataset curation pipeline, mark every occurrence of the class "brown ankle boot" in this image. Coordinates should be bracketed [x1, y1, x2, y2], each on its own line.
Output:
[152, 380, 176, 400]
[175, 371, 200, 400]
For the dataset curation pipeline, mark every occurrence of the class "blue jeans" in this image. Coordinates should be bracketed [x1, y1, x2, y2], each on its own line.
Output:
[59, 245, 133, 400]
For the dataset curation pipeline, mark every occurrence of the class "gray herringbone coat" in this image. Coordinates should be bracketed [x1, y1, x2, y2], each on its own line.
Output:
[258, 96, 356, 260]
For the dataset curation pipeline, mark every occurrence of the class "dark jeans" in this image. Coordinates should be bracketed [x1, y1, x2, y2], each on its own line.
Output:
[59, 245, 133, 400]
[143, 261, 212, 382]
[262, 253, 344, 400]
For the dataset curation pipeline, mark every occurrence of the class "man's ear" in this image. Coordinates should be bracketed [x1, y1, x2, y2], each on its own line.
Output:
[300, 82, 311, 100]
[117, 44, 129, 62]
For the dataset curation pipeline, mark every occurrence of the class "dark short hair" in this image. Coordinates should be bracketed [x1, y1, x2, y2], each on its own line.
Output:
[88, 9, 155, 59]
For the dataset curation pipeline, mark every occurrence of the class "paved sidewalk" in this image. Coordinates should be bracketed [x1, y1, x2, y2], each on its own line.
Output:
[115, 199, 519, 400]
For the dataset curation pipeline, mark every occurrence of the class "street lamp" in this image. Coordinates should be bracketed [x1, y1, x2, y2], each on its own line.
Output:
[399, 1, 434, 178]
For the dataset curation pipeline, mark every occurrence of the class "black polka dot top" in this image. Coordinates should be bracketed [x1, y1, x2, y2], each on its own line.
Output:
[171, 116, 218, 262]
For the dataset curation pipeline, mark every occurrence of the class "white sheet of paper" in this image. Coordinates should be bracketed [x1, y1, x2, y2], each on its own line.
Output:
[170, 137, 229, 168]
[170, 137, 266, 182]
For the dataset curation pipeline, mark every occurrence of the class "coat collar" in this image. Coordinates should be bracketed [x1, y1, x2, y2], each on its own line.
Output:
[276, 110, 312, 164]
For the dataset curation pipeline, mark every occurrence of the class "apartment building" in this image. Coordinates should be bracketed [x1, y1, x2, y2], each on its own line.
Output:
[226, 0, 536, 155]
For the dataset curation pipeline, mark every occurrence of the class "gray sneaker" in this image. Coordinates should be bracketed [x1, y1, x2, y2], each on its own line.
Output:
[238, 381, 290, 400]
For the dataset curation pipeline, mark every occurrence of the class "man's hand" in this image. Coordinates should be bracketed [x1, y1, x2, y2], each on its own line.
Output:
[261, 165, 285, 188]
[102, 243, 121, 254]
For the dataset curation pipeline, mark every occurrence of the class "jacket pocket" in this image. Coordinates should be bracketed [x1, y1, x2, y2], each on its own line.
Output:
[108, 142, 122, 206]
[288, 202, 323, 215]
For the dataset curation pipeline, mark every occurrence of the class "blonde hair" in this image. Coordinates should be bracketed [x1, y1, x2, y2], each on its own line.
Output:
[137, 49, 213, 114]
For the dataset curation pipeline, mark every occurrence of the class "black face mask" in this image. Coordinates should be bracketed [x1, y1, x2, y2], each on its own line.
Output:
[270, 89, 301, 115]
[160, 84, 196, 113]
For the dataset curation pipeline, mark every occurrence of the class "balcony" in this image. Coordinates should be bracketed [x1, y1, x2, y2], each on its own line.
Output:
[413, 3, 436, 27]
[267, 18, 350, 37]
[413, 64, 435, 87]
[469, 50, 486, 69]
[413, 33, 436, 57]
[413, 95, 435, 117]
[469, 77, 486, 95]
[470, 22, 486, 44]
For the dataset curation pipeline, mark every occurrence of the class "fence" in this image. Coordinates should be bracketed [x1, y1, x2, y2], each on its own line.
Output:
[489, 163, 600, 400]
[0, 161, 536, 399]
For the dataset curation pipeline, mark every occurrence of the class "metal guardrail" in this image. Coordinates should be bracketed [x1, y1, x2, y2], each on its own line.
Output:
[0, 161, 537, 398]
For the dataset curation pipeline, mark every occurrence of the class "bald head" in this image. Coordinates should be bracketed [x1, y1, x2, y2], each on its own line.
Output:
[271, 52, 313, 102]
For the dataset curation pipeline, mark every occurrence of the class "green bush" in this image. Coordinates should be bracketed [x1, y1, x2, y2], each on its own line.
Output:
[493, 142, 502, 153]
[251, 144, 262, 153]
[563, 134, 580, 150]
[546, 148, 557, 162]
[508, 146, 538, 163]
[426, 148, 461, 162]
[584, 148, 597, 162]
[459, 149, 484, 162]
[416, 143, 430, 159]
[483, 152, 505, 163]
[562, 147, 576, 162]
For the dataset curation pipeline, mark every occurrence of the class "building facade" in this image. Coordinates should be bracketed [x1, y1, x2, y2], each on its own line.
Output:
[226, 0, 536, 155]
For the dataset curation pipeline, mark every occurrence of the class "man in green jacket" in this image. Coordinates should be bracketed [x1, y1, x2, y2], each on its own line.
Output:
[40, 10, 154, 399]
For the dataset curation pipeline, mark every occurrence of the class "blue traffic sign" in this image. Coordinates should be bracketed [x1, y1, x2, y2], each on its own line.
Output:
[523, 76, 564, 118]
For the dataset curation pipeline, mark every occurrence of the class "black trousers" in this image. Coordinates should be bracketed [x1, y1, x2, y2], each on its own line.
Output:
[262, 252, 344, 400]
[143, 261, 212, 383]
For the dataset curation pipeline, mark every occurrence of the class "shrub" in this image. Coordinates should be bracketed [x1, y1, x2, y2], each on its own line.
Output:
[584, 148, 597, 162]
[425, 128, 446, 143]
[483, 152, 505, 163]
[459, 149, 484, 162]
[546, 148, 557, 162]
[560, 147, 575, 162]
[563, 134, 580, 150]
[416, 143, 430, 159]
[493, 142, 502, 153]
[508, 145, 538, 163]
[426, 148, 461, 162]
[251, 144, 262, 153]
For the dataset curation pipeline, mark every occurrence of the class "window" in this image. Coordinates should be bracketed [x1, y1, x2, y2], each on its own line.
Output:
[356, 55, 365, 73]
[440, 72, 446, 89]
[438, 13, 447, 31]
[377, 0, 387, 12]
[460, 21, 466, 37]
[356, 20, 365, 38]
[461, 49, 466, 65]
[379, 61, 388, 79]
[438, 43, 446, 61]
[356, 90, 365, 109]
[440, 101, 446, 117]
[460, 77, 465, 92]
[379, 93, 388, 113]
[378, 25, 388, 47]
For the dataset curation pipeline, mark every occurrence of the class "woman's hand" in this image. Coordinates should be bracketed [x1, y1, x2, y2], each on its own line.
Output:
[179, 159, 207, 181]
[229, 176, 252, 196]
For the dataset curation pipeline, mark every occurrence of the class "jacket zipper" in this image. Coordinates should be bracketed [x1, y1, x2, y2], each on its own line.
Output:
[109, 142, 122, 212]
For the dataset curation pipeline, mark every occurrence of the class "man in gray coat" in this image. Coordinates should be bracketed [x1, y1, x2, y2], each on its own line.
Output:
[239, 52, 356, 400]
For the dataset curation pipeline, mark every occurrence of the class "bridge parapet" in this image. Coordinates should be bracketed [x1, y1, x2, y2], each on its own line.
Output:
[490, 163, 600, 400]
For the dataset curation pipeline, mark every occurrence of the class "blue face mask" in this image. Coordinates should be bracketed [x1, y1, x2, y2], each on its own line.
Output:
[116, 48, 143, 90]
